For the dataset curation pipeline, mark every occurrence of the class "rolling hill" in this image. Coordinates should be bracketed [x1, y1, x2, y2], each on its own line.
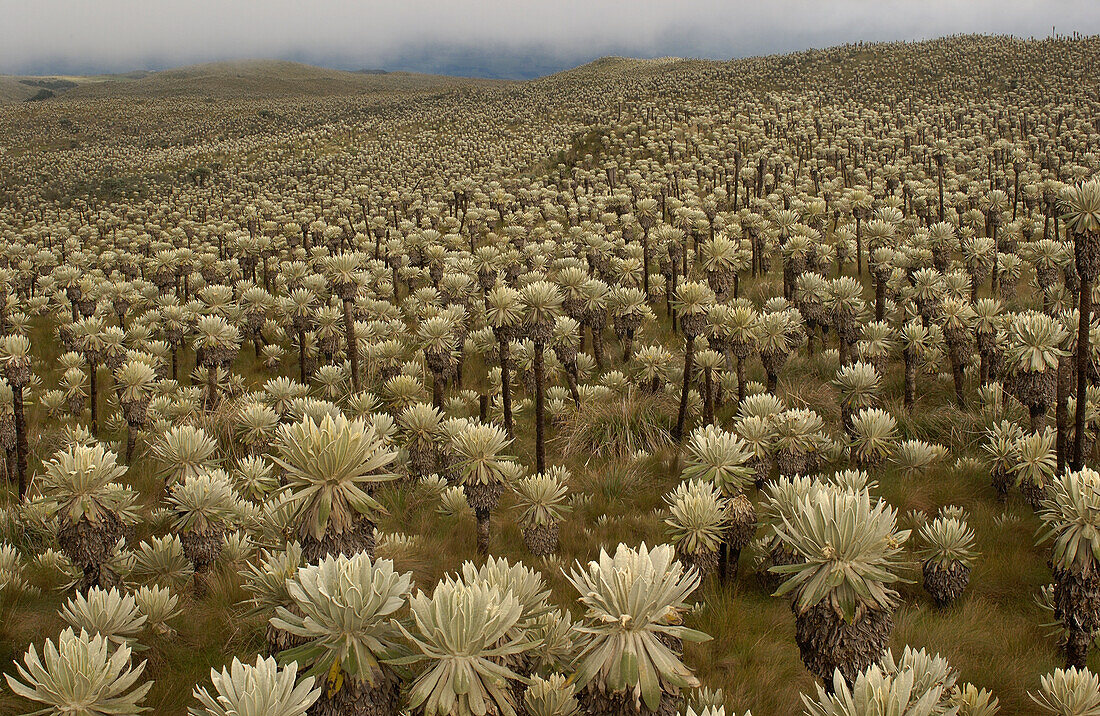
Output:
[0, 60, 508, 103]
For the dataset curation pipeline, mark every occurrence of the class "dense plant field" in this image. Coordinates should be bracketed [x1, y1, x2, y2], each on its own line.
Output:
[2, 34, 1100, 716]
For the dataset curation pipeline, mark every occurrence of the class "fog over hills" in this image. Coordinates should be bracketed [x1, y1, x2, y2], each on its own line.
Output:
[7, 44, 631, 83]
[5, 0, 1098, 81]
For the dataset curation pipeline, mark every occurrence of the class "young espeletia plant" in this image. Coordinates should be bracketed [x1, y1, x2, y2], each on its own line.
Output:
[190, 655, 321, 716]
[918, 514, 978, 607]
[6, 628, 152, 715]
[513, 467, 572, 557]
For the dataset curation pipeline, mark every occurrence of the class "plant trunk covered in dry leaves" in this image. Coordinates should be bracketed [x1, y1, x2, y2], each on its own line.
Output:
[794, 601, 893, 689]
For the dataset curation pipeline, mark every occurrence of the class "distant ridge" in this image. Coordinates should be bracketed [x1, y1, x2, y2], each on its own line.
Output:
[0, 59, 507, 103]
[3, 36, 1051, 104]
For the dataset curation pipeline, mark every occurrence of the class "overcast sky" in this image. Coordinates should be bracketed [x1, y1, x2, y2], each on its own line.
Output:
[3, 1, 1099, 78]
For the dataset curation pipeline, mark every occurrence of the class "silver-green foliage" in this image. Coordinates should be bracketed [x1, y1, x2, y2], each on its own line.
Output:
[567, 542, 710, 710]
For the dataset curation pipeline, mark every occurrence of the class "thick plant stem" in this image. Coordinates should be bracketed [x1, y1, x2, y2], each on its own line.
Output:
[670, 264, 679, 332]
[89, 360, 98, 435]
[13, 385, 26, 499]
[297, 329, 307, 385]
[205, 364, 219, 410]
[343, 299, 360, 393]
[1057, 355, 1071, 474]
[622, 330, 634, 362]
[938, 165, 945, 221]
[951, 359, 965, 409]
[838, 336, 850, 367]
[855, 216, 863, 277]
[534, 341, 546, 475]
[674, 337, 695, 442]
[1066, 628, 1091, 669]
[737, 357, 747, 406]
[991, 222, 1000, 295]
[431, 371, 443, 410]
[1074, 275, 1092, 471]
[476, 508, 491, 559]
[1030, 406, 1045, 435]
[499, 339, 513, 439]
[590, 320, 605, 369]
[704, 369, 715, 426]
[904, 349, 917, 413]
[565, 366, 580, 407]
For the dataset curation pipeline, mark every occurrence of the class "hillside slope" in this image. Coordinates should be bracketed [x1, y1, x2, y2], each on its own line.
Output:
[0, 77, 35, 103]
[0, 60, 509, 104]
[62, 60, 505, 100]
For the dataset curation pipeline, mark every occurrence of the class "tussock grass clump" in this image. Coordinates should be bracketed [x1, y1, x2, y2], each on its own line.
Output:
[555, 391, 675, 459]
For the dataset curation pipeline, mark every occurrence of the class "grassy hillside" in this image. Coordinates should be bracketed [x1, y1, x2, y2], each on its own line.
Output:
[0, 60, 508, 104]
